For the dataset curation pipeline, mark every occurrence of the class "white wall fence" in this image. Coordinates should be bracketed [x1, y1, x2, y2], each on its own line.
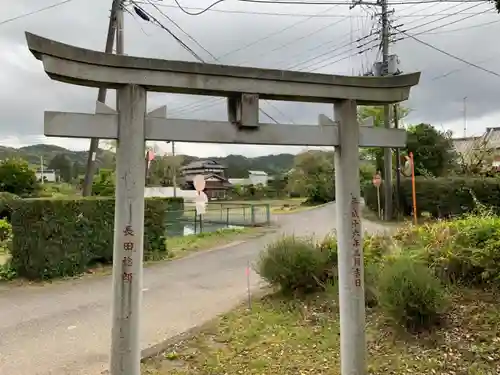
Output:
[144, 186, 198, 202]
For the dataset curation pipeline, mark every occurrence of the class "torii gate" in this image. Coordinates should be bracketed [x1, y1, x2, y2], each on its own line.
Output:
[25, 32, 419, 375]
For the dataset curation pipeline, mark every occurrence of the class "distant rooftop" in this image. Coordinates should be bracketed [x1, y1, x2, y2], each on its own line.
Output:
[180, 159, 226, 170]
[248, 170, 267, 176]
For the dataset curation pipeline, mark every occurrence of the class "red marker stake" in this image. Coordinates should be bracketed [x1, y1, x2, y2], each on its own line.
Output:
[246, 260, 251, 310]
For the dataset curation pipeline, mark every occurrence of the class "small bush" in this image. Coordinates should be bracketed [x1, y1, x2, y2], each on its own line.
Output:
[377, 255, 448, 331]
[0, 219, 12, 250]
[257, 236, 334, 294]
[10, 197, 184, 280]
[0, 192, 21, 221]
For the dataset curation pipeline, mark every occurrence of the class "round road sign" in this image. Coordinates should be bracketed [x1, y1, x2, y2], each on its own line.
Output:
[193, 174, 206, 192]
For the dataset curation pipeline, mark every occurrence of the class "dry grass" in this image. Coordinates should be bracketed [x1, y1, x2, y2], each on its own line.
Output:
[142, 289, 500, 375]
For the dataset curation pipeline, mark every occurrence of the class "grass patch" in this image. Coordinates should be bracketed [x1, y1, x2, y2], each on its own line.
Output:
[166, 227, 269, 259]
[142, 288, 500, 375]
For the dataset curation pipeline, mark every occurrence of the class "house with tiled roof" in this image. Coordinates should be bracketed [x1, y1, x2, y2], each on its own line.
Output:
[452, 127, 500, 170]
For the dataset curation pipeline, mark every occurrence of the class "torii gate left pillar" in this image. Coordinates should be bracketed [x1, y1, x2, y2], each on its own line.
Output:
[110, 85, 146, 375]
[26, 32, 419, 375]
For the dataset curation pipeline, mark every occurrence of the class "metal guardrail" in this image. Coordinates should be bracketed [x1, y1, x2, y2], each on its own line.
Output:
[164, 203, 271, 236]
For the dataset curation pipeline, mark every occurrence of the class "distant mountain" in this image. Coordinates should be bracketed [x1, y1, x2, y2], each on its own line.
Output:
[0, 144, 115, 169]
[0, 144, 295, 177]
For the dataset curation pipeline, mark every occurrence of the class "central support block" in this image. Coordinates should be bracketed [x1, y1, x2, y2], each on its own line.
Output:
[227, 93, 259, 128]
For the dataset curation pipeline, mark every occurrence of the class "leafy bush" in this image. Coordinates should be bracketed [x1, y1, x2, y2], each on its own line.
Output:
[377, 255, 448, 331]
[92, 169, 115, 196]
[364, 176, 500, 218]
[0, 158, 39, 197]
[10, 197, 183, 280]
[0, 219, 12, 248]
[394, 215, 500, 286]
[0, 192, 20, 221]
[256, 235, 335, 294]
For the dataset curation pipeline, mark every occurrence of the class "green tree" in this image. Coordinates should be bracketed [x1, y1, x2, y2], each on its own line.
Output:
[92, 169, 115, 196]
[287, 151, 335, 204]
[48, 153, 73, 182]
[406, 123, 455, 177]
[148, 155, 183, 186]
[0, 158, 39, 197]
[358, 105, 409, 173]
[71, 161, 83, 180]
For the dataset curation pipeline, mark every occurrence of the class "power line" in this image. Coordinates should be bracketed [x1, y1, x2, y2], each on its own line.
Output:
[130, 1, 206, 61]
[421, 16, 500, 34]
[0, 0, 76, 26]
[144, 0, 218, 60]
[130, 2, 282, 123]
[401, 2, 485, 33]
[134, 2, 496, 18]
[394, 26, 500, 79]
[430, 54, 500, 81]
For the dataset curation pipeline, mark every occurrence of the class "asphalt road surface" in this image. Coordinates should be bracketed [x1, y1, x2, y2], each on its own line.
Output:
[0, 203, 390, 375]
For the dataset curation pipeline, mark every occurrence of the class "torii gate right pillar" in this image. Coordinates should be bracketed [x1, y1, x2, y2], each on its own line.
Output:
[334, 99, 365, 374]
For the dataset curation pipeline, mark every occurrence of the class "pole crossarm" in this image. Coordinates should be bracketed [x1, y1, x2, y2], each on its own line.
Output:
[25, 32, 419, 105]
[44, 109, 406, 148]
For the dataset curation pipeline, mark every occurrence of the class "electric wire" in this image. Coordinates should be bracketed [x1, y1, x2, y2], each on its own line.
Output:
[145, 0, 218, 60]
[423, 18, 500, 34]
[0, 0, 76, 26]
[393, 25, 500, 79]
[136, 2, 496, 19]
[130, 2, 283, 123]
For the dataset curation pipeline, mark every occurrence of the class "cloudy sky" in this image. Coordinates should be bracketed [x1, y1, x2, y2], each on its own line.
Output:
[1, 0, 499, 157]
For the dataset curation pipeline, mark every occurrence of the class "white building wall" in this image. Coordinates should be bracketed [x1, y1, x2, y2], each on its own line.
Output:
[249, 173, 268, 186]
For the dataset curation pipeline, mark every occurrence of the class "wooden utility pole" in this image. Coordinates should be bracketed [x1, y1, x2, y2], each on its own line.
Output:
[381, 0, 393, 220]
[82, 0, 123, 196]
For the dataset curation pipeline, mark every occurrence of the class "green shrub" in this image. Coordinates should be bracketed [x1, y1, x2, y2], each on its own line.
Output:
[0, 192, 21, 221]
[256, 235, 334, 294]
[399, 215, 500, 286]
[10, 197, 183, 280]
[0, 158, 39, 197]
[0, 219, 12, 249]
[363, 176, 500, 218]
[377, 255, 448, 331]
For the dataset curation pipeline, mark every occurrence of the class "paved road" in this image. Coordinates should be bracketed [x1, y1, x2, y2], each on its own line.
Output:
[0, 203, 390, 375]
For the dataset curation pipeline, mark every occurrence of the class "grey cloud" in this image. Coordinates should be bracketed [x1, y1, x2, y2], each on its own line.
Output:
[1, 0, 499, 155]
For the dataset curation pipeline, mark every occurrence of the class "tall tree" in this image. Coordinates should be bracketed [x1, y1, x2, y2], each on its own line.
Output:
[405, 123, 455, 177]
[287, 151, 335, 204]
[48, 153, 73, 182]
[358, 105, 409, 173]
[148, 155, 184, 186]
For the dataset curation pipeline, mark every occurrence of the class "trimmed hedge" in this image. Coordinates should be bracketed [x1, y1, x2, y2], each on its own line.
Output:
[364, 176, 500, 218]
[10, 197, 183, 280]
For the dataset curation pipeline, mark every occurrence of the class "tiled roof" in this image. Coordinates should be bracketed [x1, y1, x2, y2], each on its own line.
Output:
[453, 127, 500, 163]
[180, 159, 226, 170]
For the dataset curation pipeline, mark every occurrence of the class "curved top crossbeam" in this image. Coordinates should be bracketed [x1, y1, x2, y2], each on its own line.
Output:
[26, 32, 420, 104]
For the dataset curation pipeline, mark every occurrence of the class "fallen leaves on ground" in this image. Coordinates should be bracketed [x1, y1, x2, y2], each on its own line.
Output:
[142, 289, 500, 375]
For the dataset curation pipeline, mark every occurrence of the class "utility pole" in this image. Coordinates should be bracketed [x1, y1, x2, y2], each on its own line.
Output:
[381, 0, 393, 220]
[82, 0, 122, 196]
[463, 96, 467, 137]
[171, 141, 177, 197]
[40, 156, 44, 184]
[393, 104, 401, 216]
